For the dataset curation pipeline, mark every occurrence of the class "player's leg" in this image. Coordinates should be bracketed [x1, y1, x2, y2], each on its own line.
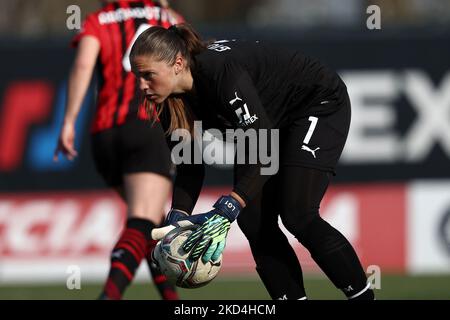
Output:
[279, 166, 374, 300]
[106, 185, 178, 299]
[277, 93, 373, 299]
[98, 120, 176, 300]
[99, 171, 171, 300]
[236, 166, 307, 300]
[146, 240, 179, 300]
[110, 185, 178, 299]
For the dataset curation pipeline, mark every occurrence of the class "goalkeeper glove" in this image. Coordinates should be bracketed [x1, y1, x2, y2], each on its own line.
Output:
[151, 208, 215, 240]
[182, 195, 243, 263]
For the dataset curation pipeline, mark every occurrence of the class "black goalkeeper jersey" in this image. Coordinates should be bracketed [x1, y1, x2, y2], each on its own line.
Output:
[189, 39, 347, 129]
[164, 39, 349, 211]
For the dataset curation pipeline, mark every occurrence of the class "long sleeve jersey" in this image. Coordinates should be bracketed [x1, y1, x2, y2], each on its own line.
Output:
[163, 39, 347, 211]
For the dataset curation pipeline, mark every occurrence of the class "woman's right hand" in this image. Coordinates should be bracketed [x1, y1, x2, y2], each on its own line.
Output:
[54, 121, 78, 161]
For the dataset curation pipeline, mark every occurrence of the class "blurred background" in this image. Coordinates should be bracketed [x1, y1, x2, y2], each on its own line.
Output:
[0, 0, 449, 299]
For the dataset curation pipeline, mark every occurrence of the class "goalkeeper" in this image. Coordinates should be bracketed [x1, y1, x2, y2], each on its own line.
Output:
[131, 24, 374, 300]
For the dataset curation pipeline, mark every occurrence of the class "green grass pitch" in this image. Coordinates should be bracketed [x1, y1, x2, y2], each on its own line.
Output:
[1, 274, 449, 300]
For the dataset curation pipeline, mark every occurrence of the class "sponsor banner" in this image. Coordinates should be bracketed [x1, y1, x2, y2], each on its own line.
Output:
[197, 185, 406, 274]
[0, 192, 125, 258]
[407, 181, 450, 274]
[0, 184, 406, 282]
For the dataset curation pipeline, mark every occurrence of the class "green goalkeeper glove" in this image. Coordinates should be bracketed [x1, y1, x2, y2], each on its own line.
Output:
[182, 195, 243, 263]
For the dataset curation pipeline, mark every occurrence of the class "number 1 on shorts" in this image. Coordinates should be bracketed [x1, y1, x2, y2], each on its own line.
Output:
[303, 116, 318, 145]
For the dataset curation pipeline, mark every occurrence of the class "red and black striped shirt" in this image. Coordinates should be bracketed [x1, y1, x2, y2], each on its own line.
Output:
[72, 0, 184, 133]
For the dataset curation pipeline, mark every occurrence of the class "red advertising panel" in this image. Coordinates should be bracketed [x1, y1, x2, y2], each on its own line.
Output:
[0, 184, 406, 281]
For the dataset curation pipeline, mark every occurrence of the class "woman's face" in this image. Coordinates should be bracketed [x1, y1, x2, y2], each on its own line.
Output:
[132, 55, 177, 104]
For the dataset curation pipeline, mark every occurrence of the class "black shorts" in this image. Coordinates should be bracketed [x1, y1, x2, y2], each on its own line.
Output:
[280, 94, 351, 174]
[91, 119, 174, 187]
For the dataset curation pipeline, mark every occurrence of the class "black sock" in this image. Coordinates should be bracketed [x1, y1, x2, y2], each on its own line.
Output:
[101, 217, 154, 300]
[312, 244, 374, 300]
[146, 240, 179, 300]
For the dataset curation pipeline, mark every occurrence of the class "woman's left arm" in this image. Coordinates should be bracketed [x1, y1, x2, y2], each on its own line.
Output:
[220, 61, 277, 207]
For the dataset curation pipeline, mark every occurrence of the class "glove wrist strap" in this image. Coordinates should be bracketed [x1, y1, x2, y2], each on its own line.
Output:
[166, 209, 189, 225]
[213, 195, 242, 222]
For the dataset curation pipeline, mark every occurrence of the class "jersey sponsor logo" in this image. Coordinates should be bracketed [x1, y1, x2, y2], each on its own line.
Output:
[98, 6, 178, 25]
[229, 92, 258, 126]
[301, 145, 320, 158]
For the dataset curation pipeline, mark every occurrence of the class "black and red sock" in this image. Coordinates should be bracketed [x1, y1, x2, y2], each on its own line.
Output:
[101, 217, 154, 300]
[146, 240, 179, 300]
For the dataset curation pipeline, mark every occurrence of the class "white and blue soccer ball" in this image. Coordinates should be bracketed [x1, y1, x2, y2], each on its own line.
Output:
[152, 225, 222, 288]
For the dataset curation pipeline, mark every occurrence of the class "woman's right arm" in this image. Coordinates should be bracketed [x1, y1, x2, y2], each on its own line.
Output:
[54, 36, 100, 161]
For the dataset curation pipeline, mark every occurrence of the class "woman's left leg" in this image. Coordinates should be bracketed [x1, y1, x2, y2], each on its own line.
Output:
[279, 166, 374, 300]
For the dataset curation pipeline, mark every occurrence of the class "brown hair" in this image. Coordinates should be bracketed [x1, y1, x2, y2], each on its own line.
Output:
[130, 23, 208, 135]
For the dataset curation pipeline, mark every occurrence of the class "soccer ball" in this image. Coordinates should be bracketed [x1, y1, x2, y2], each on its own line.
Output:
[152, 225, 222, 288]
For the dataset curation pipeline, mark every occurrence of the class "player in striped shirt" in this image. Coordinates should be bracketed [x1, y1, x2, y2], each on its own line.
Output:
[54, 0, 183, 300]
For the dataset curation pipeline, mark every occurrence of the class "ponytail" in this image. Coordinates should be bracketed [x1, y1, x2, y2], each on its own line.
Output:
[131, 24, 208, 135]
[167, 24, 206, 67]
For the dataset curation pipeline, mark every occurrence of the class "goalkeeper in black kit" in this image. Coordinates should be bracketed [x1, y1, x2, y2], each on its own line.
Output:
[130, 23, 375, 300]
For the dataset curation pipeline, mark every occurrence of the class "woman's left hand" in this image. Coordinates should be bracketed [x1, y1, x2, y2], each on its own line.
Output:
[182, 195, 243, 263]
